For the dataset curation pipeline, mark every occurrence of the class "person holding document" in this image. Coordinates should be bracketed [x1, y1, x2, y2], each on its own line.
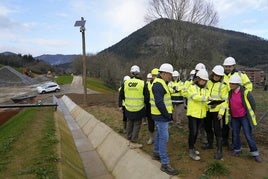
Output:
[203, 65, 228, 160]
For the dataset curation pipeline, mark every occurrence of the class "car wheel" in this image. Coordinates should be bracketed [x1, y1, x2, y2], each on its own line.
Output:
[41, 91, 46, 94]
[55, 89, 60, 92]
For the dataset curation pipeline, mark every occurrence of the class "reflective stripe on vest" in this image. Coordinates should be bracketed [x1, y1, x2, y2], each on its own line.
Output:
[124, 78, 145, 112]
[225, 89, 257, 125]
[150, 78, 173, 115]
[244, 90, 257, 125]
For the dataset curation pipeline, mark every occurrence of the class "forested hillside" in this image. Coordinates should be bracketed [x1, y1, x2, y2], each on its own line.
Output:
[72, 18, 268, 89]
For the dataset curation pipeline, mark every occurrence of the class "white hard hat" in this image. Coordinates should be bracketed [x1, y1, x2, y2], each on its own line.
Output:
[123, 75, 130, 81]
[223, 57, 236, 66]
[190, 70, 196, 75]
[195, 63, 206, 71]
[229, 74, 242, 84]
[147, 73, 152, 79]
[196, 69, 209, 80]
[159, 63, 173, 74]
[212, 65, 224, 76]
[130, 65, 140, 73]
[172, 70, 179, 77]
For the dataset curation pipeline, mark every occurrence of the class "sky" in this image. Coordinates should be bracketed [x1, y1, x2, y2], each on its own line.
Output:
[0, 0, 268, 57]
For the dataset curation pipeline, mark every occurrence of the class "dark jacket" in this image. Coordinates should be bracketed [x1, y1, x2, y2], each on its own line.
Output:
[151, 77, 172, 122]
[118, 76, 150, 120]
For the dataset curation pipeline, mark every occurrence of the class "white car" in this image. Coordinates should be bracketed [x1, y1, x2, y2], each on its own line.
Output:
[36, 82, 60, 94]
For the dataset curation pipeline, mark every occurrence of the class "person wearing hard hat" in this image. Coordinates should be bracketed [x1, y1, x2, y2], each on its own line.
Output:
[222, 56, 253, 150]
[118, 75, 131, 134]
[118, 65, 149, 149]
[185, 69, 210, 161]
[193, 63, 206, 81]
[145, 69, 158, 145]
[193, 63, 208, 145]
[219, 74, 262, 162]
[223, 56, 252, 91]
[203, 65, 228, 160]
[168, 70, 185, 128]
[150, 63, 179, 175]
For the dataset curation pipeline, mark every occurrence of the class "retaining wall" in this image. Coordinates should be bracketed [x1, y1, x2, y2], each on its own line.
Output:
[61, 95, 179, 179]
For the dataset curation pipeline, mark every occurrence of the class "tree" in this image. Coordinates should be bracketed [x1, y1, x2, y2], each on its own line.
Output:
[145, 0, 219, 72]
[145, 0, 218, 26]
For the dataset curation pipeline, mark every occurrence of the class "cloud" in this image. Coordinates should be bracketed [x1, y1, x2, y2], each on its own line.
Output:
[0, 3, 13, 16]
[214, 0, 268, 16]
[104, 0, 148, 33]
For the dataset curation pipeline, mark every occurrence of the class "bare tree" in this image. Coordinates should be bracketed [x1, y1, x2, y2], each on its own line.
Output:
[145, 0, 218, 26]
[144, 0, 219, 74]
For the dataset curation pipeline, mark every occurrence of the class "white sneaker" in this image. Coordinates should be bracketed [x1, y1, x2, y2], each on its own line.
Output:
[189, 150, 201, 161]
[194, 149, 200, 155]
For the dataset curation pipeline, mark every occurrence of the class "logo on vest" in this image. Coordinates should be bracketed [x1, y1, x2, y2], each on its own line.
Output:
[128, 82, 138, 87]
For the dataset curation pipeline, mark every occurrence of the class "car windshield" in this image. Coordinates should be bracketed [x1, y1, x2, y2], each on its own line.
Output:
[40, 83, 56, 88]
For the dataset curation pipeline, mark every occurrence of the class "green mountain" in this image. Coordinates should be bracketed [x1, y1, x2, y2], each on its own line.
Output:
[99, 18, 268, 69]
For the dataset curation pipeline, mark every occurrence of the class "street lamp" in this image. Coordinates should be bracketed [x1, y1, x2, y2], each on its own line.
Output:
[74, 17, 87, 106]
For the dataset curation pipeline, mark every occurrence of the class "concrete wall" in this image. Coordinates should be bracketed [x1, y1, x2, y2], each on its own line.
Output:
[61, 95, 179, 179]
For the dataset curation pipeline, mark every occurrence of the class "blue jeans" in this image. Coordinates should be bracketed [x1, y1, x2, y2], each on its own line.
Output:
[231, 116, 259, 156]
[153, 121, 170, 164]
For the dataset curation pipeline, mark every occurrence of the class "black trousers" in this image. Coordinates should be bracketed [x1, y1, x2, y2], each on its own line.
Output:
[204, 112, 223, 145]
[188, 116, 203, 149]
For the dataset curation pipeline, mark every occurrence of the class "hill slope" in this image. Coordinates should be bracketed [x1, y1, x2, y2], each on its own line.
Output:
[100, 18, 268, 68]
[35, 54, 79, 65]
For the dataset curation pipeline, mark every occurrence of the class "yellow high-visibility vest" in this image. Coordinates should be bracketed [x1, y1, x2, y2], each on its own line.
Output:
[124, 78, 145, 112]
[150, 78, 173, 115]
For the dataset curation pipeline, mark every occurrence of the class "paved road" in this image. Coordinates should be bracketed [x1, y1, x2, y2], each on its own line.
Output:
[0, 76, 97, 104]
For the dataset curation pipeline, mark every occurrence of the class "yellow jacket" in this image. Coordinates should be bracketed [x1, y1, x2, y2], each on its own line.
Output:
[207, 80, 228, 114]
[186, 84, 209, 119]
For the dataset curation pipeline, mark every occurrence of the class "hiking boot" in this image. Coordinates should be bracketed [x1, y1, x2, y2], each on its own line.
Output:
[152, 152, 161, 161]
[160, 164, 179, 175]
[201, 144, 214, 150]
[189, 149, 200, 161]
[254, 156, 262, 163]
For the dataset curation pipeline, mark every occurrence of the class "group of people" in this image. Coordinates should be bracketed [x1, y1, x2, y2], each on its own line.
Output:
[118, 56, 262, 176]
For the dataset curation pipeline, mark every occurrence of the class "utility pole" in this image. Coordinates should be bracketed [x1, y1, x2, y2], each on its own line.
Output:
[74, 17, 87, 106]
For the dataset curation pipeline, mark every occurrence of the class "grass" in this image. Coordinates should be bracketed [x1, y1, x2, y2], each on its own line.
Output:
[0, 107, 58, 178]
[85, 88, 268, 178]
[87, 78, 116, 93]
[55, 75, 73, 85]
[0, 106, 87, 178]
[203, 161, 230, 176]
